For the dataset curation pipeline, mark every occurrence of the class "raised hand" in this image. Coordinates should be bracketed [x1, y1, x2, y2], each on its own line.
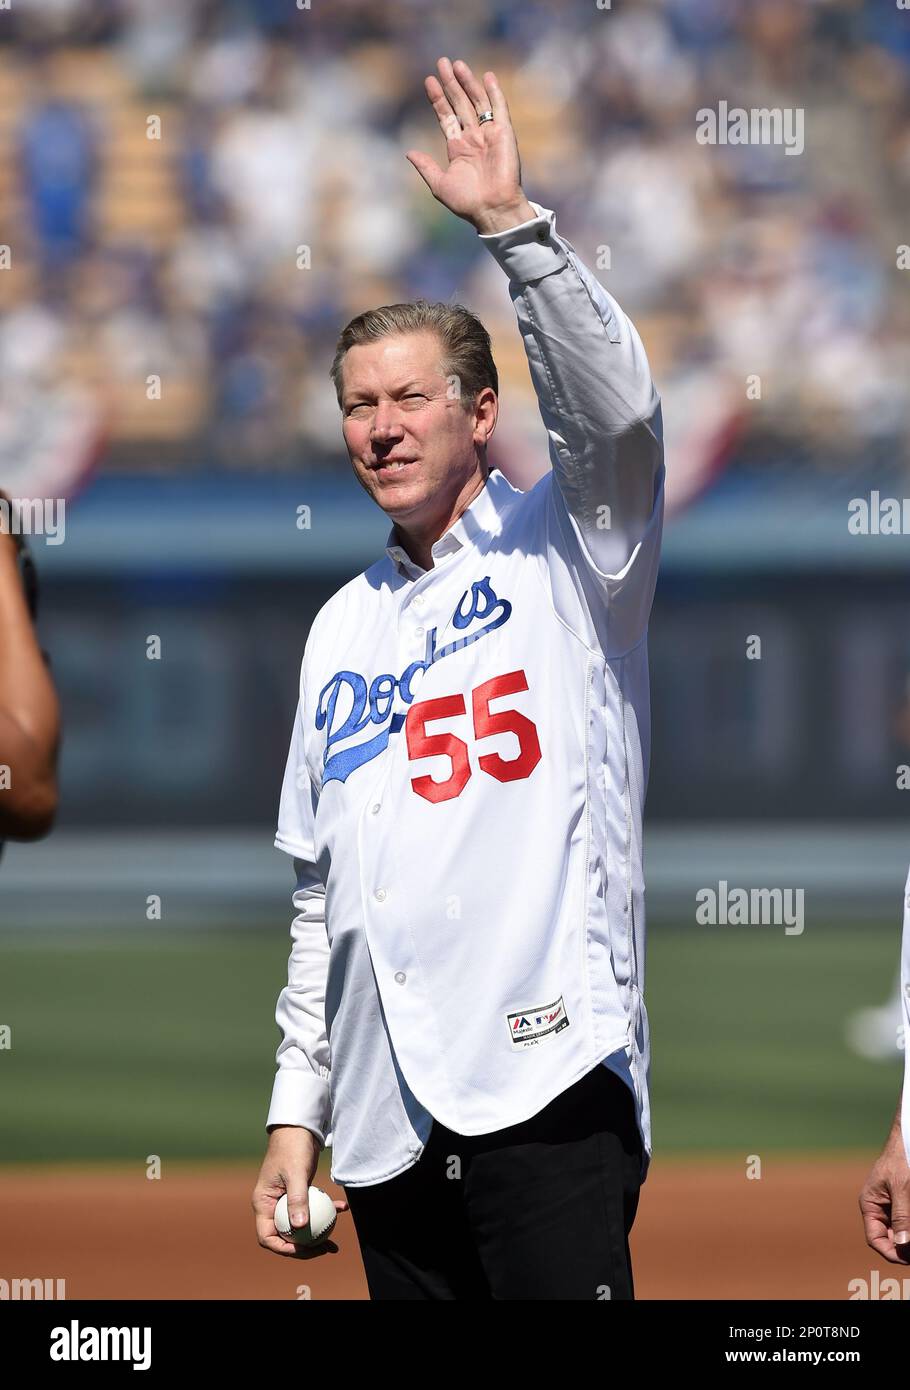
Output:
[405, 57, 537, 235]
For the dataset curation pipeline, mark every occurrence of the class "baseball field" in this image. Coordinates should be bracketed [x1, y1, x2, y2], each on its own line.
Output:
[1, 919, 904, 1300]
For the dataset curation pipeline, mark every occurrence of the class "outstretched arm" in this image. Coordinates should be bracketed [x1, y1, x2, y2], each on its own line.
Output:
[407, 59, 663, 655]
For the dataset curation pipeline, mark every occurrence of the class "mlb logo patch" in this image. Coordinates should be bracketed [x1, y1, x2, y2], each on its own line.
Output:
[506, 996, 570, 1049]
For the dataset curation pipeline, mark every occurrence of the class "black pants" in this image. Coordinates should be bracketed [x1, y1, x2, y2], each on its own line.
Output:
[344, 1062, 643, 1300]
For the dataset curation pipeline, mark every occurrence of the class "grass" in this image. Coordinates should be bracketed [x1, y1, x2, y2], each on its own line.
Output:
[647, 922, 903, 1152]
[0, 921, 903, 1162]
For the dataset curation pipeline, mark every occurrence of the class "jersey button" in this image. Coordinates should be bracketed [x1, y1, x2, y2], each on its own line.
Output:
[374, 887, 387, 902]
[394, 972, 406, 985]
[415, 626, 424, 638]
[371, 802, 381, 814]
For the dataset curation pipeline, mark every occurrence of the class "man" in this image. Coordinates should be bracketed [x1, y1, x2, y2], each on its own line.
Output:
[253, 57, 664, 1299]
[0, 493, 60, 848]
[859, 865, 910, 1264]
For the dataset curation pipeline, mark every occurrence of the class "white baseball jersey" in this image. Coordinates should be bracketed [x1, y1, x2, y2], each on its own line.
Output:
[269, 200, 665, 1187]
[901, 866, 910, 1167]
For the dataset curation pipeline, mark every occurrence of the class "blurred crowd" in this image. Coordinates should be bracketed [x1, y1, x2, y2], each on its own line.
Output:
[0, 0, 908, 483]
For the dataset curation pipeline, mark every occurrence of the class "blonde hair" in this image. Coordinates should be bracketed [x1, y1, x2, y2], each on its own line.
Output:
[330, 300, 498, 413]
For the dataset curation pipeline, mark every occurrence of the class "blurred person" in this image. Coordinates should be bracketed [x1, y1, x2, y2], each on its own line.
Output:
[0, 494, 60, 847]
[209, 300, 304, 470]
[97, 244, 206, 421]
[0, 289, 68, 387]
[586, 132, 707, 308]
[208, 55, 322, 270]
[859, 865, 910, 1266]
[17, 79, 98, 274]
[321, 126, 421, 279]
[185, 25, 269, 109]
[174, 102, 229, 225]
[115, 0, 198, 94]
[167, 207, 248, 319]
[15, 0, 116, 45]
[253, 56, 663, 1299]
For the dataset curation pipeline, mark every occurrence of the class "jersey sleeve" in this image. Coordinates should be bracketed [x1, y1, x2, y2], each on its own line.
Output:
[267, 666, 333, 1147]
[478, 202, 664, 658]
[274, 678, 318, 861]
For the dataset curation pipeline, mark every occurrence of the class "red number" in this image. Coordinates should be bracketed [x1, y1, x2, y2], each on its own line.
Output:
[473, 670, 542, 783]
[405, 693, 470, 803]
[405, 670, 541, 802]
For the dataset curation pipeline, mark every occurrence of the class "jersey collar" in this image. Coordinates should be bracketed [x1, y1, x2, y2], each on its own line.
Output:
[384, 470, 517, 577]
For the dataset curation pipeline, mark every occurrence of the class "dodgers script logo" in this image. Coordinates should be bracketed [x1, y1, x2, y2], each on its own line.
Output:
[316, 577, 512, 784]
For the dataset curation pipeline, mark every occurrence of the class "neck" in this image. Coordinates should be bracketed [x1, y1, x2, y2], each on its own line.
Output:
[394, 470, 488, 572]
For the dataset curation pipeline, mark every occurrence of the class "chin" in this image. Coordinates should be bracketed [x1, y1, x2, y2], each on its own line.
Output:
[376, 482, 431, 516]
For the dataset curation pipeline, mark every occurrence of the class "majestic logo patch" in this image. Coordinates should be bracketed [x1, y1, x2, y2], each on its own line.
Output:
[316, 576, 512, 784]
[507, 996, 570, 1048]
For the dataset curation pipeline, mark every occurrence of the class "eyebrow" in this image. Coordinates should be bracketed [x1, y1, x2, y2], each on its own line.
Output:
[343, 380, 433, 406]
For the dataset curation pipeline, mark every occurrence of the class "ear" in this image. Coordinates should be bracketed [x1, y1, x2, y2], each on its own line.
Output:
[473, 386, 498, 447]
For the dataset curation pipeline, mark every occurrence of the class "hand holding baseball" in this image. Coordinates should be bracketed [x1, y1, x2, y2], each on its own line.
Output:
[405, 57, 536, 235]
[253, 1126, 348, 1259]
[859, 1125, 910, 1264]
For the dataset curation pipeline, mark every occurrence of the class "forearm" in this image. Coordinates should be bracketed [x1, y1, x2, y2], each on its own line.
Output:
[479, 203, 662, 567]
[267, 867, 333, 1146]
[887, 1095, 903, 1141]
[0, 532, 60, 835]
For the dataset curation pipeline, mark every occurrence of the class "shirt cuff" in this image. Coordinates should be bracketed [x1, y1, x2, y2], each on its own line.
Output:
[477, 200, 568, 284]
[266, 1068, 332, 1148]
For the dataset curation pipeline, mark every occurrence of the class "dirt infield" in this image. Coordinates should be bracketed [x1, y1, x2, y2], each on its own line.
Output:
[0, 1153, 898, 1300]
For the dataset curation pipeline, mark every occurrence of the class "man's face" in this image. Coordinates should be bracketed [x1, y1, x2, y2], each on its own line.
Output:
[340, 330, 493, 532]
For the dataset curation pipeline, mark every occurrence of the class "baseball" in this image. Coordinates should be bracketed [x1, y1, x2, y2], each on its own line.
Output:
[274, 1187, 337, 1246]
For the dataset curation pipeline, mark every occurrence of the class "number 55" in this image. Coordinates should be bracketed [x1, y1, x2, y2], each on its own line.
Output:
[405, 669, 542, 804]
